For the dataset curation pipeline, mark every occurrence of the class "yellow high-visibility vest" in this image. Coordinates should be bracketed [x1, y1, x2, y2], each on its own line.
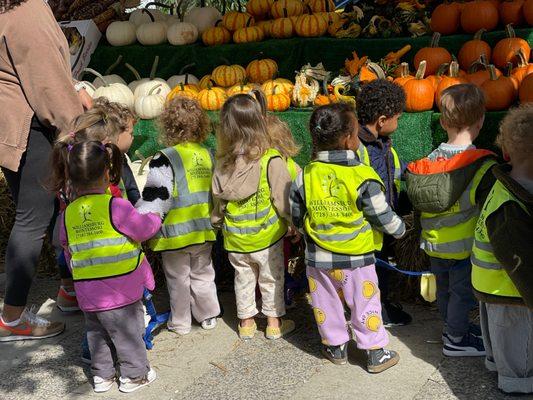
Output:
[65, 194, 143, 281]
[356, 142, 402, 194]
[149, 143, 216, 251]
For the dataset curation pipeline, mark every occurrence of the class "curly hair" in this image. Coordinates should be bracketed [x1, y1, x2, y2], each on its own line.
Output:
[0, 0, 27, 13]
[93, 98, 137, 135]
[497, 103, 533, 157]
[356, 79, 406, 125]
[158, 97, 210, 147]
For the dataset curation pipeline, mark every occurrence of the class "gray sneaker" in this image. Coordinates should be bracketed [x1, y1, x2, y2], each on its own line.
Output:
[321, 343, 348, 365]
[119, 368, 156, 393]
[367, 348, 399, 373]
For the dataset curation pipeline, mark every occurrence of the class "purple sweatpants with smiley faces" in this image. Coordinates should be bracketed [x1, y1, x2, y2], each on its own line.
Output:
[307, 264, 389, 349]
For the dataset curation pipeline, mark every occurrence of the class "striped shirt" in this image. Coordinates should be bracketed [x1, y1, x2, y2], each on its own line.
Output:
[289, 150, 405, 270]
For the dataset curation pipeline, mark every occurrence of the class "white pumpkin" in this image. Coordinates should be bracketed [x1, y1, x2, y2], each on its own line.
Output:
[167, 63, 200, 88]
[165, 15, 182, 27]
[183, 1, 222, 34]
[85, 68, 135, 109]
[106, 21, 137, 46]
[135, 83, 166, 119]
[167, 21, 198, 45]
[129, 8, 167, 27]
[126, 55, 168, 95]
[134, 79, 171, 99]
[91, 56, 126, 89]
[136, 14, 167, 46]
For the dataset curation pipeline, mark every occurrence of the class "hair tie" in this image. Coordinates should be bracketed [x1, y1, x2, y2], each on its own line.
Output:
[315, 124, 323, 132]
[68, 131, 76, 138]
[67, 144, 73, 152]
[99, 142, 106, 152]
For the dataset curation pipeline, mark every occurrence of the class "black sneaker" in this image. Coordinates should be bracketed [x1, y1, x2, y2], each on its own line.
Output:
[382, 301, 412, 327]
[367, 348, 400, 373]
[443, 332, 486, 357]
[321, 343, 348, 365]
[469, 323, 482, 338]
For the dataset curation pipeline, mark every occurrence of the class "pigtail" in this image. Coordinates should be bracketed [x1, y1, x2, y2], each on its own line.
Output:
[105, 142, 123, 185]
[47, 140, 72, 193]
[249, 89, 267, 117]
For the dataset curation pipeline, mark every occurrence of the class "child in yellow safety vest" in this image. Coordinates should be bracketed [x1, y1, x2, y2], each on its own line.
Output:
[290, 103, 405, 372]
[212, 91, 297, 340]
[473, 105, 533, 394]
[406, 84, 497, 357]
[136, 97, 220, 335]
[49, 141, 161, 393]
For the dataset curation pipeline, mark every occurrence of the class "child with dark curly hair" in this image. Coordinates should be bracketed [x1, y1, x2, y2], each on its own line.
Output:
[356, 79, 412, 327]
[136, 97, 220, 335]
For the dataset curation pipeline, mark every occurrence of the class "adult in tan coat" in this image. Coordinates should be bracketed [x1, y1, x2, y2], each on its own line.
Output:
[0, 0, 90, 341]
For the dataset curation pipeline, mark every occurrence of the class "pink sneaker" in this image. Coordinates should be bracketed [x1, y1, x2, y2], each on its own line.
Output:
[56, 286, 80, 312]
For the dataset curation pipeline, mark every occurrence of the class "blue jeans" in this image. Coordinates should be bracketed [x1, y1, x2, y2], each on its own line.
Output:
[430, 257, 476, 337]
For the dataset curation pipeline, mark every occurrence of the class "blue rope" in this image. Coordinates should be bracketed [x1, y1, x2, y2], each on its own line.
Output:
[375, 258, 431, 276]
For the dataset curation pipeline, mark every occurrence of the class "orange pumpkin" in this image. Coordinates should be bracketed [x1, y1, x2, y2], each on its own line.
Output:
[212, 61, 247, 87]
[313, 93, 337, 105]
[294, 6, 328, 37]
[359, 62, 386, 84]
[466, 55, 502, 86]
[511, 49, 533, 83]
[317, 11, 341, 26]
[426, 63, 449, 91]
[246, 0, 274, 19]
[270, 9, 295, 38]
[308, 0, 335, 13]
[457, 29, 492, 71]
[226, 83, 256, 96]
[505, 62, 521, 92]
[256, 20, 273, 37]
[222, 1, 255, 32]
[499, 0, 525, 26]
[197, 85, 227, 110]
[519, 73, 533, 102]
[266, 85, 291, 111]
[435, 61, 468, 105]
[262, 78, 294, 95]
[393, 62, 414, 86]
[403, 61, 435, 112]
[460, 0, 499, 33]
[246, 58, 278, 83]
[430, 2, 462, 35]
[233, 17, 265, 43]
[202, 21, 232, 46]
[271, 0, 304, 18]
[492, 24, 532, 69]
[167, 83, 199, 102]
[524, 0, 533, 24]
[198, 74, 215, 89]
[481, 64, 517, 110]
[414, 33, 452, 77]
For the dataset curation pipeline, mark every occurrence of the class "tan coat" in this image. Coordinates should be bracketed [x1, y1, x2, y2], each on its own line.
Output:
[0, 0, 83, 171]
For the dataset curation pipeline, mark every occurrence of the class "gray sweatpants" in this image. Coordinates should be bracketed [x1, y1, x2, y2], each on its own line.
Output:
[480, 302, 533, 394]
[85, 300, 150, 380]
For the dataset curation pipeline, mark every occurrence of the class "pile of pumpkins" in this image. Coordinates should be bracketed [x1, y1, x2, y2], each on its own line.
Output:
[431, 0, 533, 36]
[393, 27, 533, 111]
[202, 0, 342, 46]
[167, 57, 295, 111]
[106, 1, 222, 46]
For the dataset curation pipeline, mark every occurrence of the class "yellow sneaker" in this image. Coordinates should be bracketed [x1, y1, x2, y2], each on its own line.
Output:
[238, 322, 257, 340]
[266, 319, 295, 340]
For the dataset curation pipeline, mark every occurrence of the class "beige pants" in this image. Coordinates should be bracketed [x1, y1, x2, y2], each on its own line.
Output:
[162, 243, 220, 331]
[229, 240, 285, 319]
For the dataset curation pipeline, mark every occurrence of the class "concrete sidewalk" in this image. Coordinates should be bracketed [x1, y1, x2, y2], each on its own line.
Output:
[0, 275, 519, 400]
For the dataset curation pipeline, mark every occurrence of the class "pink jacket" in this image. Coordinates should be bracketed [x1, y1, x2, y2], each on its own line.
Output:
[60, 194, 161, 313]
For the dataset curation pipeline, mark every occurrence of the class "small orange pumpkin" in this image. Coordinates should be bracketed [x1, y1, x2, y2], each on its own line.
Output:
[270, 9, 295, 38]
[266, 85, 291, 111]
[233, 16, 265, 43]
[414, 33, 452, 77]
[270, 0, 304, 18]
[359, 62, 386, 84]
[481, 64, 517, 110]
[314, 93, 337, 106]
[393, 62, 414, 86]
[262, 78, 294, 95]
[403, 61, 435, 112]
[460, 0, 499, 33]
[222, 1, 255, 32]
[492, 24, 532, 69]
[198, 74, 215, 89]
[435, 61, 468, 106]
[458, 29, 492, 71]
[466, 55, 502, 86]
[256, 20, 273, 37]
[202, 20, 232, 46]
[226, 82, 256, 96]
[294, 6, 328, 37]
[511, 49, 533, 84]
[197, 85, 227, 110]
[212, 61, 247, 87]
[308, 0, 335, 13]
[430, 2, 462, 35]
[519, 73, 533, 102]
[246, 58, 278, 83]
[246, 0, 274, 19]
[167, 83, 199, 102]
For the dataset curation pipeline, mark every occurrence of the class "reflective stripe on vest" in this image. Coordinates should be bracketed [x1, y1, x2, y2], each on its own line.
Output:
[149, 143, 216, 251]
[65, 194, 142, 281]
[357, 143, 401, 194]
[303, 160, 383, 255]
[222, 149, 288, 253]
[420, 159, 496, 260]
[471, 180, 526, 298]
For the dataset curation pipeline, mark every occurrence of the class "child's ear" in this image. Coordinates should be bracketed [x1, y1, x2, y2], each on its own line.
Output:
[377, 115, 387, 128]
[439, 117, 448, 131]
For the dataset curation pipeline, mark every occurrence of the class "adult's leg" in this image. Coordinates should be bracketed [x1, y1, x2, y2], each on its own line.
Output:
[189, 243, 220, 322]
[2, 127, 56, 320]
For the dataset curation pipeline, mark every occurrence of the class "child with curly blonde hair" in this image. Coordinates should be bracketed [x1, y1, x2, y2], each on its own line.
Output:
[136, 97, 220, 334]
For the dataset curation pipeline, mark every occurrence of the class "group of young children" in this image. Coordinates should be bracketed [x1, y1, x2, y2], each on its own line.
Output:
[16, 79, 533, 394]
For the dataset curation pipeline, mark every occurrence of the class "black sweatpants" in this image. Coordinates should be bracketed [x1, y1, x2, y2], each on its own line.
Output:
[2, 121, 57, 306]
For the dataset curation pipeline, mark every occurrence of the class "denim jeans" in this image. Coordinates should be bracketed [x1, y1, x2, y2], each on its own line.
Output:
[430, 257, 476, 337]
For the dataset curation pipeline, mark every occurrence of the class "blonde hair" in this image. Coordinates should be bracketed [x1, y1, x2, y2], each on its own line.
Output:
[217, 93, 270, 172]
[496, 103, 533, 156]
[158, 97, 210, 147]
[266, 114, 300, 158]
[439, 84, 485, 130]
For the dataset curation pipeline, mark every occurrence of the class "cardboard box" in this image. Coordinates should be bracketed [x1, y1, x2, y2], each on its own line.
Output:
[59, 19, 102, 80]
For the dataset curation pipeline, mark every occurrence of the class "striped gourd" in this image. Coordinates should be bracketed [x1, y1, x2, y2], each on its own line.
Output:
[226, 83, 256, 96]
[270, 9, 294, 38]
[166, 83, 199, 102]
[198, 74, 215, 89]
[261, 78, 294, 95]
[202, 21, 232, 46]
[246, 0, 274, 19]
[197, 86, 227, 110]
[271, 0, 303, 19]
[212, 62, 247, 87]
[308, 0, 335, 13]
[222, 0, 254, 32]
[246, 58, 278, 84]
[233, 17, 264, 43]
[256, 20, 273, 38]
[266, 85, 291, 111]
[295, 7, 327, 37]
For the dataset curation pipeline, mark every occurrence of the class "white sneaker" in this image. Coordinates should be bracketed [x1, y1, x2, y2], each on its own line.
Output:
[119, 368, 156, 393]
[201, 317, 217, 330]
[93, 376, 115, 393]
